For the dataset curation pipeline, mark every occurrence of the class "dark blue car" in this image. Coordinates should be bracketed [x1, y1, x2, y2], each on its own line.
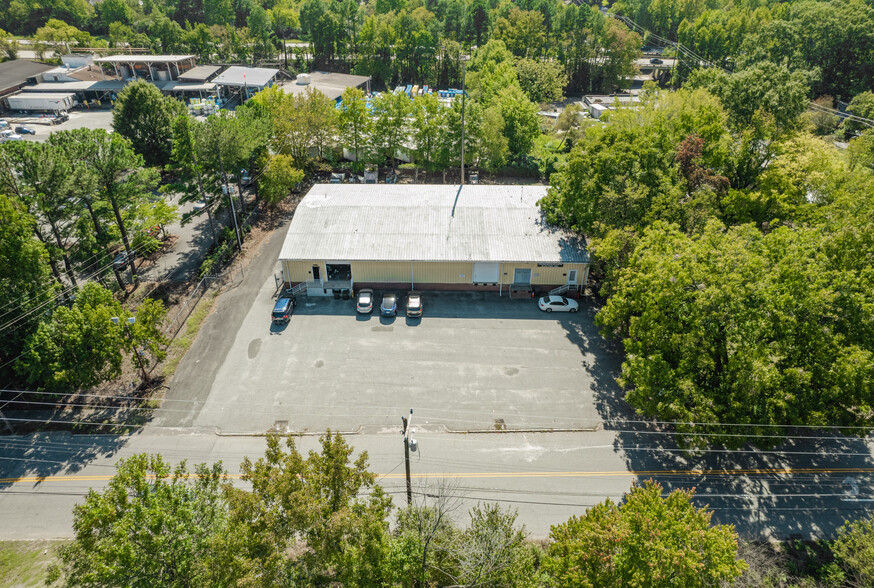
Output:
[380, 292, 397, 316]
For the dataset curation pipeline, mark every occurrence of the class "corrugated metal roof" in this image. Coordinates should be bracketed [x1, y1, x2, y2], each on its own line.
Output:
[279, 184, 588, 264]
[0, 60, 55, 93]
[280, 71, 370, 101]
[94, 55, 196, 63]
[179, 65, 222, 81]
[213, 66, 278, 87]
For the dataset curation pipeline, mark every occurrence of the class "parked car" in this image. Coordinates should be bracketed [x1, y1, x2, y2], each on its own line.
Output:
[380, 292, 398, 316]
[14, 126, 35, 135]
[113, 252, 132, 270]
[538, 295, 579, 313]
[406, 292, 423, 317]
[0, 129, 22, 141]
[356, 288, 374, 314]
[0, 119, 8, 128]
[649, 57, 664, 64]
[272, 296, 296, 324]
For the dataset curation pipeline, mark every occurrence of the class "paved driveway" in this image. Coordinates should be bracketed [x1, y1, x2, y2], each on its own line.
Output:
[156, 269, 622, 434]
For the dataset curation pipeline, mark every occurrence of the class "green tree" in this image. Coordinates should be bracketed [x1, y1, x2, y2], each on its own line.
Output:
[596, 219, 874, 447]
[258, 154, 304, 206]
[248, 5, 275, 61]
[98, 0, 134, 32]
[843, 91, 874, 138]
[542, 87, 729, 238]
[196, 109, 269, 217]
[168, 114, 219, 246]
[203, 0, 233, 26]
[457, 503, 545, 587]
[16, 282, 124, 391]
[686, 62, 813, 131]
[496, 86, 541, 158]
[833, 515, 874, 587]
[338, 87, 373, 171]
[48, 454, 228, 587]
[0, 141, 79, 287]
[71, 129, 160, 286]
[249, 85, 338, 168]
[545, 480, 745, 587]
[219, 432, 393, 586]
[34, 19, 93, 54]
[0, 194, 56, 381]
[112, 79, 186, 167]
[371, 90, 411, 169]
[515, 58, 567, 105]
[0, 28, 18, 59]
[412, 92, 445, 171]
[493, 8, 547, 58]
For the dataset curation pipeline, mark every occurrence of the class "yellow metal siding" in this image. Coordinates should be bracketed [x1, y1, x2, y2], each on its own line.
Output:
[284, 260, 588, 286]
[353, 262, 410, 282]
[284, 261, 312, 282]
[505, 263, 588, 285]
[413, 262, 474, 284]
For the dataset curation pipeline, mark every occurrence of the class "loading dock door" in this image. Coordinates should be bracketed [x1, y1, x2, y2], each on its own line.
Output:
[472, 262, 500, 284]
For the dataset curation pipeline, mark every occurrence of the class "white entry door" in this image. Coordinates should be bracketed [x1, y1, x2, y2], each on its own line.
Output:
[567, 269, 578, 285]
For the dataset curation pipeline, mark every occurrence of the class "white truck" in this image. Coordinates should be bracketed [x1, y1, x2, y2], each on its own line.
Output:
[6, 92, 76, 114]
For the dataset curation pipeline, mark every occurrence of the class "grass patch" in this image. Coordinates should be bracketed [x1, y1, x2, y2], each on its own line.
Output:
[161, 292, 218, 379]
[0, 540, 68, 587]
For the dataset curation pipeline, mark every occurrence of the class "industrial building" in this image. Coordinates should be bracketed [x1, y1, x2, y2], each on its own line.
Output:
[213, 66, 279, 102]
[279, 184, 589, 296]
[0, 60, 56, 100]
[282, 71, 371, 102]
[93, 54, 197, 81]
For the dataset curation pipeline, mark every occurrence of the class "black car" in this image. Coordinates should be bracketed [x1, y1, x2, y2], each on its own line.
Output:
[14, 126, 35, 135]
[649, 57, 664, 64]
[272, 296, 296, 324]
[380, 292, 398, 316]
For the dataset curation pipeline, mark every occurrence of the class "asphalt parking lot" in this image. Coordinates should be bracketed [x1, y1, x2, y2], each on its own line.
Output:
[160, 268, 622, 434]
[13, 110, 114, 142]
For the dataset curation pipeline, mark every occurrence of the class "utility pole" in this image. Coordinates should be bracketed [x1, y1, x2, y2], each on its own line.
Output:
[460, 60, 466, 186]
[401, 408, 414, 506]
[217, 149, 243, 252]
[112, 316, 149, 384]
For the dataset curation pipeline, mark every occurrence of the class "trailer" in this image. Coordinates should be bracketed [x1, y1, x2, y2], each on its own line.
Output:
[6, 92, 76, 113]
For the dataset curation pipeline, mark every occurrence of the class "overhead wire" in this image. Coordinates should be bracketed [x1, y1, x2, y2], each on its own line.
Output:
[609, 12, 874, 127]
[3, 387, 874, 438]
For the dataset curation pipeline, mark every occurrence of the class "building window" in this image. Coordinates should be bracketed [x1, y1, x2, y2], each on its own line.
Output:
[513, 268, 531, 284]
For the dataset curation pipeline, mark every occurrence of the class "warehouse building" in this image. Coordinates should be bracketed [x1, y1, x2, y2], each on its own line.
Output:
[279, 184, 589, 296]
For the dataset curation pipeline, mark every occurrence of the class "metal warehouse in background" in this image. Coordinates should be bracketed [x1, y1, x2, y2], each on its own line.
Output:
[279, 184, 590, 297]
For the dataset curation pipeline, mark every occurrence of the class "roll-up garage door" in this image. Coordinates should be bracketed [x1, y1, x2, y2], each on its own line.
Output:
[472, 262, 500, 284]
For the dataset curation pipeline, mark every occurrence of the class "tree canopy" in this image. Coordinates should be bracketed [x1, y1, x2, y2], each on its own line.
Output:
[545, 480, 746, 587]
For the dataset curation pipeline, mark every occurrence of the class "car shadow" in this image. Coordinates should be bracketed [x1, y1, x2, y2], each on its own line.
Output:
[269, 321, 290, 334]
[356, 313, 373, 322]
[405, 316, 422, 326]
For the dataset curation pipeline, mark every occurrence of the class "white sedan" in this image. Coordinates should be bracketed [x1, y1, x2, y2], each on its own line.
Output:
[538, 295, 579, 313]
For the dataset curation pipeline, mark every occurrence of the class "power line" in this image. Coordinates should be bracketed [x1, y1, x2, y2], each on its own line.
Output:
[609, 12, 874, 128]
[3, 387, 874, 437]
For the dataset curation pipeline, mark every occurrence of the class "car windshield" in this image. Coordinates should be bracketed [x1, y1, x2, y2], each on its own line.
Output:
[408, 296, 421, 307]
[359, 294, 371, 303]
[273, 299, 290, 312]
[383, 296, 396, 306]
